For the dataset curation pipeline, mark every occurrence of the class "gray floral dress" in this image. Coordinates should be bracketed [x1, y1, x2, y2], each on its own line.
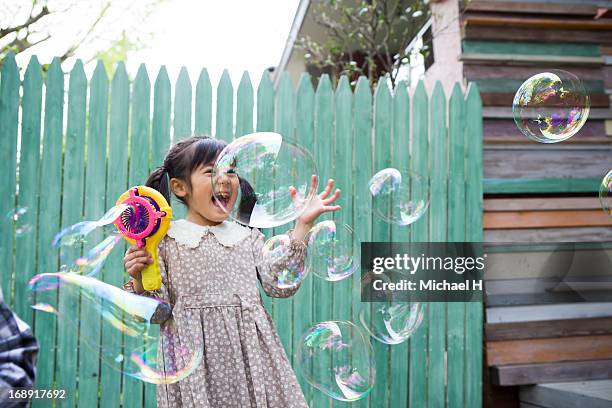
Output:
[148, 219, 309, 408]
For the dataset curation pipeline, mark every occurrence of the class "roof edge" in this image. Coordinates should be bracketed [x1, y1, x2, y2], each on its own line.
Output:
[274, 0, 311, 87]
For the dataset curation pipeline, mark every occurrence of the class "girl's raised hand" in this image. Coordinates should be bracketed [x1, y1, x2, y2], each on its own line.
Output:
[289, 175, 341, 226]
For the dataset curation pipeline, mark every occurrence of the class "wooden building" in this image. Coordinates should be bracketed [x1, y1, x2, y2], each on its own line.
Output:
[425, 1, 612, 406]
[278, 1, 612, 407]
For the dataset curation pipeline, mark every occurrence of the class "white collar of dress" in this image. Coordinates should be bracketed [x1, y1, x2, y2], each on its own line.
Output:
[167, 219, 251, 248]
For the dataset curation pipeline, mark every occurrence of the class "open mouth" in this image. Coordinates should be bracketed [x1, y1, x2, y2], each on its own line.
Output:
[212, 192, 231, 211]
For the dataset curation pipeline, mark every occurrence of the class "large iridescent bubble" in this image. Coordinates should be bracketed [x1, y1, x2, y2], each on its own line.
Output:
[369, 168, 429, 226]
[599, 170, 612, 217]
[512, 70, 590, 143]
[262, 234, 308, 288]
[295, 321, 375, 402]
[52, 204, 128, 247]
[71, 233, 123, 276]
[359, 303, 425, 345]
[212, 132, 317, 228]
[28, 273, 201, 384]
[305, 220, 358, 281]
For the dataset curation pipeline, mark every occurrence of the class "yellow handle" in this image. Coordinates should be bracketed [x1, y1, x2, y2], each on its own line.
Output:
[141, 251, 162, 291]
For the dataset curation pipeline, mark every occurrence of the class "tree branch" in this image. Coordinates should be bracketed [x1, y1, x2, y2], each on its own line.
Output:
[0, 5, 50, 40]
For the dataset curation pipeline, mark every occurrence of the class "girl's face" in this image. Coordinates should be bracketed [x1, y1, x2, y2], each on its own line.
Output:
[176, 162, 239, 225]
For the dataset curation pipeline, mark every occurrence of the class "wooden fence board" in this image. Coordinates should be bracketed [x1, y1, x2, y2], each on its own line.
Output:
[174, 67, 192, 140]
[273, 71, 294, 357]
[292, 73, 315, 403]
[216, 69, 233, 141]
[0, 53, 19, 305]
[389, 80, 410, 408]
[32, 57, 64, 406]
[332, 74, 353, 361]
[409, 80, 429, 408]
[56, 59, 88, 408]
[14, 57, 43, 325]
[429, 82, 448, 408]
[236, 71, 253, 137]
[152, 67, 171, 166]
[350, 76, 373, 408]
[255, 71, 275, 315]
[465, 83, 484, 407]
[369, 77, 392, 408]
[448, 83, 467, 408]
[313, 74, 334, 408]
[77, 61, 109, 408]
[128, 65, 162, 408]
[154, 67, 182, 223]
[100, 62, 130, 408]
[195, 68, 212, 135]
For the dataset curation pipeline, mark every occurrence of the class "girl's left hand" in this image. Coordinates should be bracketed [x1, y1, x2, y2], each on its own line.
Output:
[289, 175, 341, 227]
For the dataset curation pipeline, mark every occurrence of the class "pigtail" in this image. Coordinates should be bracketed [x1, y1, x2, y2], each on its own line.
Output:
[146, 166, 171, 204]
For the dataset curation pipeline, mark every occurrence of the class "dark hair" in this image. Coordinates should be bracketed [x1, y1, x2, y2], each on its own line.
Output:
[145, 135, 258, 225]
[146, 136, 227, 206]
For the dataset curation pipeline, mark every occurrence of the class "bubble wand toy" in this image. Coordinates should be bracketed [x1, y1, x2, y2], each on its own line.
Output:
[113, 186, 172, 291]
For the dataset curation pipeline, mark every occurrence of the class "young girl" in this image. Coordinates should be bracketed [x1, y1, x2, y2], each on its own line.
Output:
[123, 136, 341, 407]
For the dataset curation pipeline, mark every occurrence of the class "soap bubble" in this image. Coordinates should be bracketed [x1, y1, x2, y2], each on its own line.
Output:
[6, 207, 32, 237]
[52, 204, 129, 247]
[28, 273, 201, 384]
[359, 303, 425, 345]
[306, 221, 358, 281]
[295, 321, 375, 402]
[212, 132, 317, 228]
[73, 233, 123, 276]
[369, 168, 429, 226]
[32, 303, 57, 313]
[262, 234, 308, 288]
[599, 170, 612, 217]
[7, 207, 28, 221]
[15, 224, 33, 236]
[512, 70, 590, 143]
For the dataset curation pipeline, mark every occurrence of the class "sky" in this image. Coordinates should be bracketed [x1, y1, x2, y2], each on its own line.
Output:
[11, 0, 300, 87]
[126, 0, 300, 86]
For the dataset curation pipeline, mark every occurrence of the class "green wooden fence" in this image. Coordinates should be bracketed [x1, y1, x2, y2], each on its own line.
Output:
[0, 52, 483, 407]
